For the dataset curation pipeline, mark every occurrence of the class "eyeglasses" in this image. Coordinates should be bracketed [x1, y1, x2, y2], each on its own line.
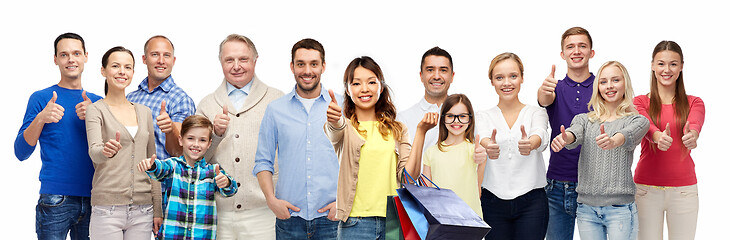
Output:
[443, 113, 472, 124]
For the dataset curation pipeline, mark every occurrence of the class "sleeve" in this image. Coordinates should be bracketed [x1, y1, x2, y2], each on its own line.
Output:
[85, 104, 108, 163]
[395, 126, 413, 184]
[147, 158, 177, 181]
[217, 167, 238, 197]
[14, 92, 43, 161]
[422, 146, 432, 167]
[633, 95, 659, 142]
[530, 107, 550, 152]
[324, 117, 346, 153]
[565, 114, 587, 150]
[618, 115, 650, 150]
[687, 96, 705, 134]
[252, 107, 277, 176]
[170, 94, 196, 123]
[146, 110, 163, 218]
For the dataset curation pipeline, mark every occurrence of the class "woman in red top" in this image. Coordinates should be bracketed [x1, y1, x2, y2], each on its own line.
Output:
[633, 40, 705, 240]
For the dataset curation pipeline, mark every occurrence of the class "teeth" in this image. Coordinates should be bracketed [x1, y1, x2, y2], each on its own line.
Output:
[431, 82, 443, 86]
[359, 96, 371, 101]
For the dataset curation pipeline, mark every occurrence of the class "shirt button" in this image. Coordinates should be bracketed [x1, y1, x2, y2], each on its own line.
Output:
[576, 98, 579, 101]
[237, 182, 241, 187]
[307, 140, 311, 144]
[237, 204, 242, 209]
[235, 134, 240, 138]
[235, 157, 240, 162]
[307, 158, 311, 161]
[308, 176, 311, 179]
[577, 90, 580, 94]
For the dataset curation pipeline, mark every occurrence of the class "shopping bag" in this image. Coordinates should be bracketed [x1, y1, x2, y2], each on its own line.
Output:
[396, 170, 430, 240]
[402, 173, 490, 240]
[394, 196, 421, 240]
[385, 195, 404, 240]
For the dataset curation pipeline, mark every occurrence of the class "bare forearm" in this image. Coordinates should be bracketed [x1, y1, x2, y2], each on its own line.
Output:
[22, 118, 46, 146]
[405, 129, 427, 178]
[256, 171, 276, 200]
[164, 122, 183, 156]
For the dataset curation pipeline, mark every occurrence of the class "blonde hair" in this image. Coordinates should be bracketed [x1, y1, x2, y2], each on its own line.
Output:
[218, 34, 258, 60]
[587, 61, 637, 122]
[488, 52, 524, 81]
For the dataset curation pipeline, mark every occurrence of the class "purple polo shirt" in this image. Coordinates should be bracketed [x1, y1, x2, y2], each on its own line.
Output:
[543, 74, 594, 182]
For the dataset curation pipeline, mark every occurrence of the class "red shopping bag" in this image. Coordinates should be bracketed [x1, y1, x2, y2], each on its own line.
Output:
[394, 196, 421, 240]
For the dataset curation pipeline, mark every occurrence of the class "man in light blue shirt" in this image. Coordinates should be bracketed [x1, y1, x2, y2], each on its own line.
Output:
[253, 38, 341, 240]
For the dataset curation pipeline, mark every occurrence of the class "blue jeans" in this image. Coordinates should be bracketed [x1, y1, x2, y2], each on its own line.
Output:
[481, 188, 548, 240]
[576, 202, 638, 240]
[36, 194, 91, 240]
[545, 179, 578, 240]
[276, 216, 338, 240]
[337, 217, 385, 240]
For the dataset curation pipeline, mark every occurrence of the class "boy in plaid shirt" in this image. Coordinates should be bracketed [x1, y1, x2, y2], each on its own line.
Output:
[138, 115, 237, 240]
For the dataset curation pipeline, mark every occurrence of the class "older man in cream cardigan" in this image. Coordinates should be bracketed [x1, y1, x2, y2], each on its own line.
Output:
[197, 34, 284, 240]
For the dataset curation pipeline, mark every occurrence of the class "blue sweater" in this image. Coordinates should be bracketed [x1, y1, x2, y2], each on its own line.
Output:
[14, 85, 102, 197]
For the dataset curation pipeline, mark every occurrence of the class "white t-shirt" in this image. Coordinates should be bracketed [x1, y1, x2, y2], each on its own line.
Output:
[295, 93, 317, 114]
[396, 97, 440, 152]
[475, 105, 549, 200]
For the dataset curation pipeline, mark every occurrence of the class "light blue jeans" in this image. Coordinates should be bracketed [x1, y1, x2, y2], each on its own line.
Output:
[545, 179, 578, 240]
[576, 202, 638, 240]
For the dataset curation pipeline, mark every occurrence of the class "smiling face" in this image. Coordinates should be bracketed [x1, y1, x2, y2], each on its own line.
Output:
[597, 65, 626, 104]
[443, 102, 471, 138]
[652, 50, 683, 88]
[54, 38, 88, 81]
[179, 127, 212, 162]
[220, 41, 257, 88]
[143, 37, 176, 82]
[102, 51, 135, 92]
[560, 34, 594, 70]
[348, 66, 381, 110]
[291, 48, 325, 96]
[490, 59, 523, 100]
[420, 55, 454, 99]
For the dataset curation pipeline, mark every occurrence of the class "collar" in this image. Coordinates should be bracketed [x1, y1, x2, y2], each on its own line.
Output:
[563, 73, 595, 88]
[138, 75, 175, 93]
[226, 80, 252, 96]
[418, 97, 440, 111]
[287, 83, 329, 102]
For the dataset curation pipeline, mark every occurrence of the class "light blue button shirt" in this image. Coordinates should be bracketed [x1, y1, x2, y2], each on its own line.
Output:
[226, 81, 252, 111]
[253, 84, 343, 220]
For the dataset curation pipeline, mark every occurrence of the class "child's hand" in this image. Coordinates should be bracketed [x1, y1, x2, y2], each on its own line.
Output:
[214, 105, 230, 137]
[326, 89, 342, 125]
[485, 129, 500, 159]
[518, 125, 532, 156]
[103, 131, 122, 158]
[417, 112, 439, 133]
[214, 164, 230, 188]
[681, 122, 698, 150]
[137, 154, 156, 173]
[655, 123, 673, 151]
[596, 124, 620, 150]
[474, 134, 487, 164]
[551, 125, 568, 152]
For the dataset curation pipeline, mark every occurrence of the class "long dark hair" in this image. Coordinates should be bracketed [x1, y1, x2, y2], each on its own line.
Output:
[437, 94, 475, 151]
[342, 56, 402, 141]
[649, 41, 688, 139]
[101, 46, 135, 95]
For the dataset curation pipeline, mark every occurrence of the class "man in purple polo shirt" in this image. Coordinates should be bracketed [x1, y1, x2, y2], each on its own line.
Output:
[537, 27, 595, 240]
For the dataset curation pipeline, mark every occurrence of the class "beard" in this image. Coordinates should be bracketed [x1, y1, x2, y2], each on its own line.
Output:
[296, 76, 320, 93]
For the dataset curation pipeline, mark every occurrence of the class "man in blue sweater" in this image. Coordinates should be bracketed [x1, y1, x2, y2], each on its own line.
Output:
[14, 32, 102, 240]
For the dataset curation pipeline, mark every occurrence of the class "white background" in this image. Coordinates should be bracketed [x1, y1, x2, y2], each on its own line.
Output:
[1, 1, 726, 239]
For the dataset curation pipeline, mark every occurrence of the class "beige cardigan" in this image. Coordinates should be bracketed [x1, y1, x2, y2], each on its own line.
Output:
[86, 100, 162, 218]
[324, 118, 411, 221]
[197, 76, 284, 212]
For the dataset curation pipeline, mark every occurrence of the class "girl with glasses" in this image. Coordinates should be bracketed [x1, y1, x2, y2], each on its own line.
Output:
[476, 52, 550, 240]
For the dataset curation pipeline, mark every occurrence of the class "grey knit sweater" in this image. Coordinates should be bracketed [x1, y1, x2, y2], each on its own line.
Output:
[565, 113, 649, 206]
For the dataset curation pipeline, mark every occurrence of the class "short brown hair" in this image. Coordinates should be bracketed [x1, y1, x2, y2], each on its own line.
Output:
[181, 115, 214, 139]
[291, 38, 325, 63]
[561, 27, 593, 50]
[143, 35, 175, 54]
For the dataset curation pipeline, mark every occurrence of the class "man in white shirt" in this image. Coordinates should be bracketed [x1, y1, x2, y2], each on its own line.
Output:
[397, 46, 455, 151]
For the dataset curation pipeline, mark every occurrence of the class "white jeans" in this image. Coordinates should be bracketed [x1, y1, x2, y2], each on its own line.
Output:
[217, 206, 275, 240]
[89, 205, 153, 240]
[636, 184, 699, 240]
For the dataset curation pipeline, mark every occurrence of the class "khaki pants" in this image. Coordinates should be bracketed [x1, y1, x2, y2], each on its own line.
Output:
[217, 206, 275, 240]
[89, 205, 153, 240]
[635, 184, 698, 240]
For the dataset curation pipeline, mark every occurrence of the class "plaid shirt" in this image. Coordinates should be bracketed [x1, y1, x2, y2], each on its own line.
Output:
[146, 156, 238, 240]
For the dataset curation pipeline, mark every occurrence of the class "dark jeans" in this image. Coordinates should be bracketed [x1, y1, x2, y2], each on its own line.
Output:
[481, 188, 548, 240]
[544, 178, 578, 240]
[36, 194, 91, 240]
[276, 216, 338, 240]
[337, 216, 386, 240]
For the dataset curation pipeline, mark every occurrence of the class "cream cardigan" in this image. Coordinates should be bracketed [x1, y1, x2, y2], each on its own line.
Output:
[197, 76, 284, 212]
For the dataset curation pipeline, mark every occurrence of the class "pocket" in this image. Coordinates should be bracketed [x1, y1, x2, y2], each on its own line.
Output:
[339, 217, 359, 228]
[38, 194, 65, 207]
[91, 205, 111, 216]
[139, 204, 154, 214]
[635, 185, 649, 198]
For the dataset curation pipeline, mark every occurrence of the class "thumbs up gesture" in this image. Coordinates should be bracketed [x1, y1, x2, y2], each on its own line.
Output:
[681, 122, 698, 150]
[137, 154, 157, 173]
[75, 90, 92, 120]
[596, 124, 621, 150]
[103, 131, 122, 158]
[214, 105, 230, 137]
[473, 134, 487, 164]
[485, 129, 500, 159]
[213, 164, 231, 188]
[326, 89, 343, 125]
[551, 125, 570, 152]
[156, 100, 173, 133]
[518, 125, 532, 156]
[39, 91, 65, 124]
[540, 65, 558, 95]
[655, 123, 673, 151]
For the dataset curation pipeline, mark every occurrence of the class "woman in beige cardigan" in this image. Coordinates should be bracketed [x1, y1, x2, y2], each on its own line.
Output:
[85, 46, 162, 239]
